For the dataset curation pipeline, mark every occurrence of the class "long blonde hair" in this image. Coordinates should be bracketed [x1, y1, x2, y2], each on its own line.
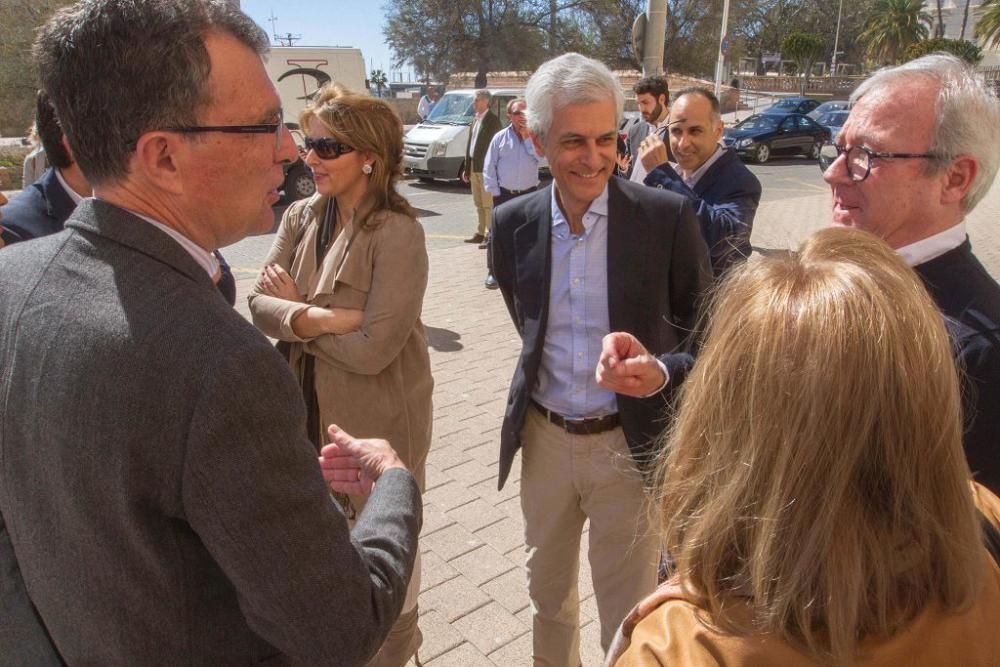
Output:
[300, 84, 415, 229]
[656, 227, 983, 664]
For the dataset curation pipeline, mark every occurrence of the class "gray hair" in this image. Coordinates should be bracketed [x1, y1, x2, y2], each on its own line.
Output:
[33, 0, 269, 186]
[474, 89, 492, 101]
[525, 53, 624, 141]
[851, 53, 1000, 213]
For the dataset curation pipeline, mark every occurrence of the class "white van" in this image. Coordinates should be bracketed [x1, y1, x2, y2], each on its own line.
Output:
[403, 88, 528, 182]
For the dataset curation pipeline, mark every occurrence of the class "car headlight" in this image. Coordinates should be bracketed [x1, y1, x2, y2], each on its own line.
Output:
[737, 138, 755, 148]
[430, 141, 448, 158]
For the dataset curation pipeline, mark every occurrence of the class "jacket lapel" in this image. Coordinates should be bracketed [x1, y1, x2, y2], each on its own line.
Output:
[513, 187, 553, 342]
[607, 177, 640, 331]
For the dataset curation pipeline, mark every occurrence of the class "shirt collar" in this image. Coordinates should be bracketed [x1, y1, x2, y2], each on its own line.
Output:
[94, 197, 220, 279]
[54, 168, 86, 205]
[550, 183, 609, 235]
[675, 143, 725, 188]
[896, 222, 967, 267]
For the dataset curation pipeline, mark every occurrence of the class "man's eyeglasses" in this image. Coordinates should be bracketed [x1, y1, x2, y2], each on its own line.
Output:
[509, 111, 525, 117]
[819, 142, 942, 182]
[303, 137, 356, 160]
[163, 109, 285, 152]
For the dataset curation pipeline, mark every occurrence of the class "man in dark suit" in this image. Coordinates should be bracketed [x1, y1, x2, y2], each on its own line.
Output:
[1, 90, 89, 243]
[2, 90, 238, 305]
[640, 87, 762, 276]
[489, 53, 712, 665]
[0, 2, 421, 664]
[463, 89, 501, 245]
[822, 53, 1000, 494]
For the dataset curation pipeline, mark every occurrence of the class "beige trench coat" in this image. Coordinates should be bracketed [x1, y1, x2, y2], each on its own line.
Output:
[248, 194, 433, 490]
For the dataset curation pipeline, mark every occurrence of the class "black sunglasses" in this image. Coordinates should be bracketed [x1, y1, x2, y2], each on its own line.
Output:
[163, 109, 284, 152]
[304, 137, 355, 160]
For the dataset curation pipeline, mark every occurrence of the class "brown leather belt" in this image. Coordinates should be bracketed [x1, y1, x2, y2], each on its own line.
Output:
[531, 400, 620, 436]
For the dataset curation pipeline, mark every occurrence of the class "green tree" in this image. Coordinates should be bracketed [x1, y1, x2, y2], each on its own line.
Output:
[859, 0, 931, 65]
[903, 37, 983, 64]
[782, 32, 824, 92]
[369, 69, 388, 97]
[975, 0, 1000, 49]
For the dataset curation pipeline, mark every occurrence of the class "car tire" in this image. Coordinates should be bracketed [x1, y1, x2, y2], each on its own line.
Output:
[809, 141, 822, 160]
[283, 164, 316, 202]
[755, 143, 770, 164]
[418, 176, 435, 183]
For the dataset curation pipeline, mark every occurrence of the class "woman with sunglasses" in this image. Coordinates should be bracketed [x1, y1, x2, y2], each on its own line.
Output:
[608, 228, 1000, 666]
[248, 84, 432, 666]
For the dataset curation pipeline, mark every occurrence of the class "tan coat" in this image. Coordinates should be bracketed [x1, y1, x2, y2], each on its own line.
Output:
[613, 485, 1000, 666]
[249, 194, 433, 489]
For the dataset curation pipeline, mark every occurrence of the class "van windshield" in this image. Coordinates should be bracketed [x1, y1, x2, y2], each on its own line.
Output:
[426, 93, 474, 125]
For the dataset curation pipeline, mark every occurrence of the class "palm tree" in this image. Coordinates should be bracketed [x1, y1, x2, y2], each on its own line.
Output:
[369, 68, 388, 98]
[859, 0, 932, 64]
[959, 0, 972, 39]
[976, 0, 1000, 48]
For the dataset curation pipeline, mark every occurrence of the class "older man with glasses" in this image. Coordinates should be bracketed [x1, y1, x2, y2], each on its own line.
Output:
[820, 53, 1000, 494]
[481, 98, 541, 288]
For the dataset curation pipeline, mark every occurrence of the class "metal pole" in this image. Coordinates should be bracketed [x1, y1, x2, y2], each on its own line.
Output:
[831, 0, 843, 76]
[713, 0, 731, 97]
[643, 0, 667, 76]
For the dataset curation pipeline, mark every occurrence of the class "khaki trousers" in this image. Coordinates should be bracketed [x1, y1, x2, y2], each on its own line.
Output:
[470, 171, 493, 237]
[519, 407, 659, 666]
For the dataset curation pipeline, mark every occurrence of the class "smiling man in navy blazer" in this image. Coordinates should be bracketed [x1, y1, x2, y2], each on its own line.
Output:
[640, 87, 762, 276]
[489, 53, 711, 665]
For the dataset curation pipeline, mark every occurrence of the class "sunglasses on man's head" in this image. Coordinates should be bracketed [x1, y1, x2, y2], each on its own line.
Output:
[304, 137, 355, 160]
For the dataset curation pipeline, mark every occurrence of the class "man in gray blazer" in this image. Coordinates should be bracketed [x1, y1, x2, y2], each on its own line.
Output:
[0, 1, 421, 665]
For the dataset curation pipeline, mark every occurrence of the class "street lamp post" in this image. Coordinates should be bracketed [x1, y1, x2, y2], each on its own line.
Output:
[713, 0, 731, 97]
[831, 0, 844, 76]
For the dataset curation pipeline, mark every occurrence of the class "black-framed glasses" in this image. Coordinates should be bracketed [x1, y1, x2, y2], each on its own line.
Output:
[303, 136, 355, 160]
[163, 109, 284, 152]
[819, 142, 942, 182]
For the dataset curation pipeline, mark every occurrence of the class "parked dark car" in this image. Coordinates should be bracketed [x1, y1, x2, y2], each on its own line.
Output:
[723, 113, 831, 163]
[808, 99, 851, 120]
[815, 110, 851, 140]
[280, 126, 316, 204]
[764, 96, 821, 116]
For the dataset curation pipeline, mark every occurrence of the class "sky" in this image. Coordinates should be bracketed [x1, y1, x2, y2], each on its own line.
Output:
[239, 1, 414, 82]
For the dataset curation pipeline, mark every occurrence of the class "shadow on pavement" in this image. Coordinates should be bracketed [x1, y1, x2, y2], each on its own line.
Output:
[425, 325, 463, 352]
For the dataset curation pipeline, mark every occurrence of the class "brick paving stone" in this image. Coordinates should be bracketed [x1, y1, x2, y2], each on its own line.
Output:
[423, 641, 493, 666]
[485, 630, 533, 667]
[420, 502, 456, 539]
[471, 476, 517, 504]
[579, 619, 606, 667]
[441, 460, 496, 488]
[464, 441, 500, 467]
[423, 463, 452, 492]
[421, 522, 484, 561]
[421, 575, 491, 622]
[475, 515, 525, 556]
[420, 550, 460, 593]
[450, 544, 517, 587]
[480, 568, 530, 615]
[423, 479, 479, 511]
[427, 442, 474, 471]
[496, 494, 522, 520]
[446, 497, 508, 533]
[452, 601, 529, 656]
[412, 609, 464, 663]
[580, 593, 600, 624]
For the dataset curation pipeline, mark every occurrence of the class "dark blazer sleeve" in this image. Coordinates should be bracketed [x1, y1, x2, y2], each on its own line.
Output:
[657, 198, 712, 394]
[489, 207, 520, 329]
[645, 160, 761, 273]
[181, 344, 420, 665]
[952, 321, 1000, 494]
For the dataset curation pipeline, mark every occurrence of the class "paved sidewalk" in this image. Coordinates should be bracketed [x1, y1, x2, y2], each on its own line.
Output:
[231, 173, 999, 666]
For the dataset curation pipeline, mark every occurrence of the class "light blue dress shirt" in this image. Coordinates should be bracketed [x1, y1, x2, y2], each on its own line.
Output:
[531, 185, 617, 418]
[482, 125, 541, 196]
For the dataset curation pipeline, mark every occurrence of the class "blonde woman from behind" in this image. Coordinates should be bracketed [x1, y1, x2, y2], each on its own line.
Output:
[611, 227, 1000, 666]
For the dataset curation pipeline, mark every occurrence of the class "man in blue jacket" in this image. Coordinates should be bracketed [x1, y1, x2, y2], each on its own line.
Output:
[639, 87, 762, 276]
